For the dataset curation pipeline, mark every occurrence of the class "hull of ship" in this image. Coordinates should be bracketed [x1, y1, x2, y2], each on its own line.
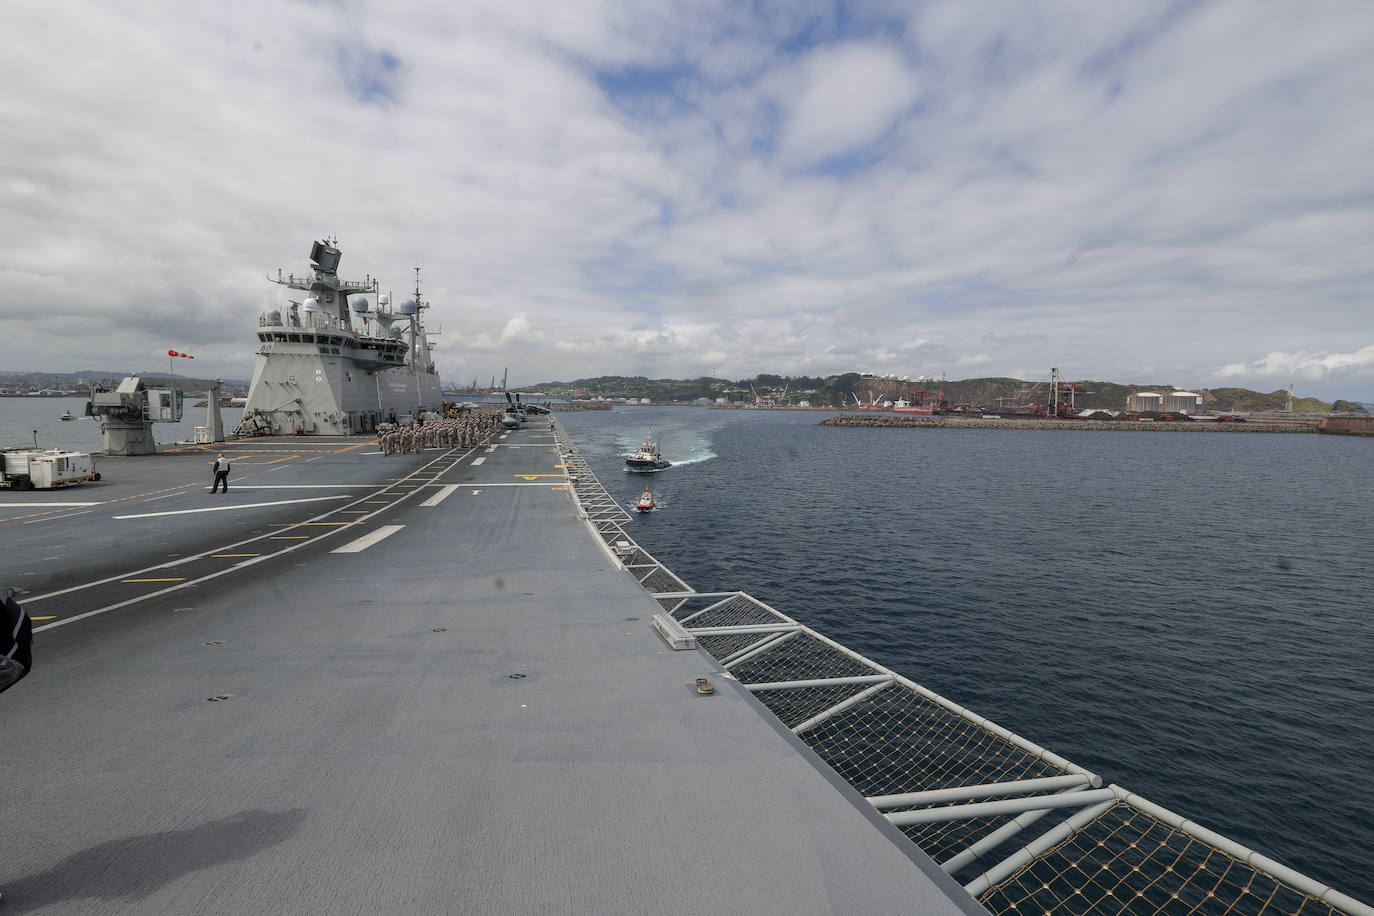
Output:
[242, 350, 443, 436]
[625, 459, 670, 472]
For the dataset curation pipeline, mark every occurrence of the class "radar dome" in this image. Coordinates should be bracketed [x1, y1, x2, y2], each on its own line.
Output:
[302, 297, 320, 312]
[378, 294, 390, 307]
[399, 299, 419, 315]
[351, 296, 372, 313]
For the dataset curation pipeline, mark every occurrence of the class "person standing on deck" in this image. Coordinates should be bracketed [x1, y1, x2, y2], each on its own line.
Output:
[210, 454, 231, 493]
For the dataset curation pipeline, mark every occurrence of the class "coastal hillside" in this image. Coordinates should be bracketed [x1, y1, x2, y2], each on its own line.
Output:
[528, 374, 1366, 412]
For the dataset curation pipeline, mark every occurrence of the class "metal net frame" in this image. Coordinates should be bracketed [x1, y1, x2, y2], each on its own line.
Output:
[549, 419, 1371, 916]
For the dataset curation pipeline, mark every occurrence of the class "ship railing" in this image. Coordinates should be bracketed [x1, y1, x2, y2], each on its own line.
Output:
[551, 422, 692, 601]
[547, 415, 1374, 916]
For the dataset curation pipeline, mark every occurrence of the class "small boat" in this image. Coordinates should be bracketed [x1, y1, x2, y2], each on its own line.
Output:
[625, 432, 671, 471]
[635, 492, 655, 512]
[59, 410, 75, 421]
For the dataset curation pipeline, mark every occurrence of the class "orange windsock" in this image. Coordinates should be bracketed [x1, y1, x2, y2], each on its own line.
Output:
[168, 350, 195, 358]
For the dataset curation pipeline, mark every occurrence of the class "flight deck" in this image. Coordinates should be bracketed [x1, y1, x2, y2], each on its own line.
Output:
[1, 427, 982, 914]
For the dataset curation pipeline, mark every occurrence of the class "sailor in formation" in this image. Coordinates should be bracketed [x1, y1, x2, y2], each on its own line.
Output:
[377, 408, 504, 456]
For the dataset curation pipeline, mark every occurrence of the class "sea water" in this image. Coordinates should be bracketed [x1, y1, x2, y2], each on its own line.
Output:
[561, 406, 1374, 902]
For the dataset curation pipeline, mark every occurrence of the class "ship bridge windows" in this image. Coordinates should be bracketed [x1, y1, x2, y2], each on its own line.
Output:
[287, 333, 301, 342]
[272, 332, 289, 342]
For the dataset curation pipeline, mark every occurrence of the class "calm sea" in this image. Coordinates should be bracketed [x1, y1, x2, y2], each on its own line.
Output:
[0, 396, 244, 455]
[560, 406, 1374, 902]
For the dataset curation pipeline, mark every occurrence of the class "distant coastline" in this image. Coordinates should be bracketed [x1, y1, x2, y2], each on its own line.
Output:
[819, 413, 1320, 433]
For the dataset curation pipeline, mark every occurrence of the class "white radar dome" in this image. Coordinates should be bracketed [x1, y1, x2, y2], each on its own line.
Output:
[351, 296, 372, 313]
[378, 294, 390, 307]
[399, 299, 419, 315]
[302, 297, 320, 312]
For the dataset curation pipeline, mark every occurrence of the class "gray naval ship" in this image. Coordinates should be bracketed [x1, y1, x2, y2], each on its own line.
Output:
[2, 247, 1370, 913]
[238, 240, 443, 437]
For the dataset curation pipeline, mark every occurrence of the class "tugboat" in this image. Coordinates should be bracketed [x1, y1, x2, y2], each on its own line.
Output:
[625, 432, 671, 472]
[635, 492, 655, 512]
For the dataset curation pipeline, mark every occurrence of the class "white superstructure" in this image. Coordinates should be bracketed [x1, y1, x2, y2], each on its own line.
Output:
[239, 241, 443, 436]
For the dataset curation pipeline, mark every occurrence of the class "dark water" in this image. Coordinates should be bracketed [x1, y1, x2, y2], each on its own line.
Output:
[561, 406, 1374, 901]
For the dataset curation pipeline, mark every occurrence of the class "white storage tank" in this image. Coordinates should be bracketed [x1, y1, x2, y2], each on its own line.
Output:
[1129, 391, 1163, 412]
[1167, 391, 1203, 414]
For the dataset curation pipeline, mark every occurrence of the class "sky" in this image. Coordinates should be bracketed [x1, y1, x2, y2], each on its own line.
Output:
[3, 0, 1373, 400]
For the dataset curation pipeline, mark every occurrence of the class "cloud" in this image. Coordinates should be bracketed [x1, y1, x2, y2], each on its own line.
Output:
[1211, 346, 1374, 384]
[774, 41, 920, 168]
[0, 1, 1372, 401]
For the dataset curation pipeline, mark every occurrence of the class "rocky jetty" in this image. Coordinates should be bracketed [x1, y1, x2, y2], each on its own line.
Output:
[819, 414, 1318, 433]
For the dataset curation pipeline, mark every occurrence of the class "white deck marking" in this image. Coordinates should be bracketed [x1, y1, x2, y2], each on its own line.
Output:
[232, 485, 379, 489]
[24, 510, 94, 523]
[331, 524, 405, 553]
[471, 457, 486, 466]
[0, 501, 101, 507]
[113, 495, 350, 519]
[421, 484, 459, 507]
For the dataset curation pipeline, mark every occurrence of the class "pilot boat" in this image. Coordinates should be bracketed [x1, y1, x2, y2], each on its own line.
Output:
[625, 432, 671, 471]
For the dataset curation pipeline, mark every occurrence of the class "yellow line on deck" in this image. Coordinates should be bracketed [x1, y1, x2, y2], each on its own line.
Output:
[31, 616, 56, 621]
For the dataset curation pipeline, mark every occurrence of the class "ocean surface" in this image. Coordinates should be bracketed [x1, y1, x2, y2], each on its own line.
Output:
[559, 406, 1374, 902]
[0, 396, 244, 456]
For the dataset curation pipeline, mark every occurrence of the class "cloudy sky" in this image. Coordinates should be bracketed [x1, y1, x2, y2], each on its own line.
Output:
[4, 1, 1373, 398]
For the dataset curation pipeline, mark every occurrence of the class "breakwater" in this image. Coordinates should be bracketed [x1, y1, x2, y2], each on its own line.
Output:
[1319, 416, 1374, 436]
[820, 413, 1318, 433]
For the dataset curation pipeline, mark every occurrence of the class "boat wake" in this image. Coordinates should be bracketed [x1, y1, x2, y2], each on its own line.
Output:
[668, 451, 716, 467]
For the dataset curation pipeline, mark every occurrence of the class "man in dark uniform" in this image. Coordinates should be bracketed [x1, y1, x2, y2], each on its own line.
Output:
[211, 453, 231, 493]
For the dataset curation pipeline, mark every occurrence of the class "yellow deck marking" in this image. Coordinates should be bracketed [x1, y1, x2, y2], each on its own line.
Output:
[212, 553, 260, 558]
[363, 500, 389, 504]
[122, 578, 187, 583]
[31, 616, 56, 621]
[513, 474, 564, 480]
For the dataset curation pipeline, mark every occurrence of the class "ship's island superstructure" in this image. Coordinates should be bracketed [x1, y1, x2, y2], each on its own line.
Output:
[238, 241, 443, 436]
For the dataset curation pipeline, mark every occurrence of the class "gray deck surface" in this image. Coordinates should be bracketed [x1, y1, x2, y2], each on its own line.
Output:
[1, 428, 984, 914]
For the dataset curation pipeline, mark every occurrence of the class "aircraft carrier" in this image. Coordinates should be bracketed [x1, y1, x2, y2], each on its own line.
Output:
[3, 241, 1368, 913]
[0, 426, 987, 913]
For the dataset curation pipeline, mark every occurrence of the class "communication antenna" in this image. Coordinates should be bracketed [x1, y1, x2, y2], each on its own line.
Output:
[1286, 382, 1294, 414]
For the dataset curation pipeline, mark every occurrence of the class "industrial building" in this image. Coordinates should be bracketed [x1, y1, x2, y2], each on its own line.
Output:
[1128, 391, 1163, 412]
[1127, 390, 1204, 414]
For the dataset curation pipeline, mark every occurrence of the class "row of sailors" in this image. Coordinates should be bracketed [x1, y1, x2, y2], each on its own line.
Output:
[377, 409, 504, 456]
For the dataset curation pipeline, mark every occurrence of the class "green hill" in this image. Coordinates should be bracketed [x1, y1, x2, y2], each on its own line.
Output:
[527, 374, 1359, 412]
